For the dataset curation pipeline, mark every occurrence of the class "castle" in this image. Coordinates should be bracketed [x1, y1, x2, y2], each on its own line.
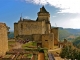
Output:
[14, 6, 59, 49]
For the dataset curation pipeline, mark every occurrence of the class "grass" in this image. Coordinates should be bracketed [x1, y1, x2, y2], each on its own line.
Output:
[22, 41, 37, 49]
[8, 40, 16, 45]
[43, 49, 48, 60]
[27, 54, 33, 58]
[8, 40, 16, 50]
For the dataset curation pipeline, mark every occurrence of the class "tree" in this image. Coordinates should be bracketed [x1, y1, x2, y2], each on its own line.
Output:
[60, 45, 80, 60]
[73, 36, 80, 49]
[60, 45, 69, 58]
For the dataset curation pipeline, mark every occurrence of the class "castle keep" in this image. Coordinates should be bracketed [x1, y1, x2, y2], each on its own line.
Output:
[0, 23, 8, 56]
[14, 6, 59, 49]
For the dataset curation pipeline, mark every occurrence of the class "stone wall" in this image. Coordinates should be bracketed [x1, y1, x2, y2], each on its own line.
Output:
[16, 21, 46, 36]
[51, 27, 59, 45]
[42, 34, 54, 50]
[45, 23, 51, 34]
[0, 23, 8, 56]
[14, 23, 18, 38]
[16, 35, 33, 41]
[32, 34, 42, 42]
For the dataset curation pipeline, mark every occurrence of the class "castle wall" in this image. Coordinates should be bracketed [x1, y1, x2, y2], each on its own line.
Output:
[14, 23, 18, 38]
[42, 34, 54, 50]
[32, 34, 42, 42]
[18, 22, 23, 35]
[42, 20, 46, 34]
[45, 23, 51, 34]
[0, 23, 8, 56]
[18, 21, 46, 35]
[51, 27, 59, 45]
[16, 35, 32, 41]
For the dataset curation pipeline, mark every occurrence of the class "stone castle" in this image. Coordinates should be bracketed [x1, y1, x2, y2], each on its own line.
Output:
[0, 23, 8, 56]
[14, 6, 59, 49]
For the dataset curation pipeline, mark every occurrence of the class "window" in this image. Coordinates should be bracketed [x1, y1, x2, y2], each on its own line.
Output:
[21, 24, 23, 29]
[45, 40, 48, 41]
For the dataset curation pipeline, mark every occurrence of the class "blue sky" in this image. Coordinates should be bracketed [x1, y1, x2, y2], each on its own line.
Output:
[0, 0, 80, 31]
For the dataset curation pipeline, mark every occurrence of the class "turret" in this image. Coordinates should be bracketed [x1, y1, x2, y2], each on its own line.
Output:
[20, 13, 23, 21]
[37, 6, 50, 23]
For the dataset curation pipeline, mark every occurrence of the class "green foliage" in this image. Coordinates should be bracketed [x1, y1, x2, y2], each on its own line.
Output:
[22, 41, 37, 49]
[60, 45, 80, 59]
[27, 54, 33, 58]
[39, 49, 44, 53]
[73, 36, 80, 49]
[60, 45, 72, 58]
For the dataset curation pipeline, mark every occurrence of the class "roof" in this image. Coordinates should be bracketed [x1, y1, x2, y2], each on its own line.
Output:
[41, 6, 48, 12]
[18, 18, 36, 22]
[23, 19, 35, 22]
[38, 6, 49, 13]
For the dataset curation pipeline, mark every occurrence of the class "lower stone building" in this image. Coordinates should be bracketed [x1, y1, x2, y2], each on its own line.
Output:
[42, 34, 54, 49]
[0, 23, 8, 56]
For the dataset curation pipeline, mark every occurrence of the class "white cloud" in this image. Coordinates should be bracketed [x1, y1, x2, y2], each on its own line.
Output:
[24, 16, 28, 19]
[25, 0, 80, 13]
[51, 14, 80, 29]
[23, 16, 29, 19]
[66, 17, 80, 28]
[57, 17, 80, 29]
[52, 16, 56, 18]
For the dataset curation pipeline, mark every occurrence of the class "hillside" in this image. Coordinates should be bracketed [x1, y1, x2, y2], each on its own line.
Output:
[8, 32, 14, 39]
[73, 36, 80, 49]
[59, 28, 80, 41]
[59, 28, 72, 41]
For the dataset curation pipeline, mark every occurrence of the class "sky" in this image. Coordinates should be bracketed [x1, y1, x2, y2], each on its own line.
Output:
[0, 0, 80, 31]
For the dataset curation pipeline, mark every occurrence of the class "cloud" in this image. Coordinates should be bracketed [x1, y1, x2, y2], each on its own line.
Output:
[52, 16, 56, 18]
[51, 14, 80, 29]
[66, 17, 80, 28]
[24, 16, 29, 19]
[24, 0, 80, 13]
[25, 0, 48, 5]
[58, 17, 80, 28]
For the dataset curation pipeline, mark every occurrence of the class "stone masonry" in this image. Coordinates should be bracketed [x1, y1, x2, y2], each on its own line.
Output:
[0, 23, 8, 56]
